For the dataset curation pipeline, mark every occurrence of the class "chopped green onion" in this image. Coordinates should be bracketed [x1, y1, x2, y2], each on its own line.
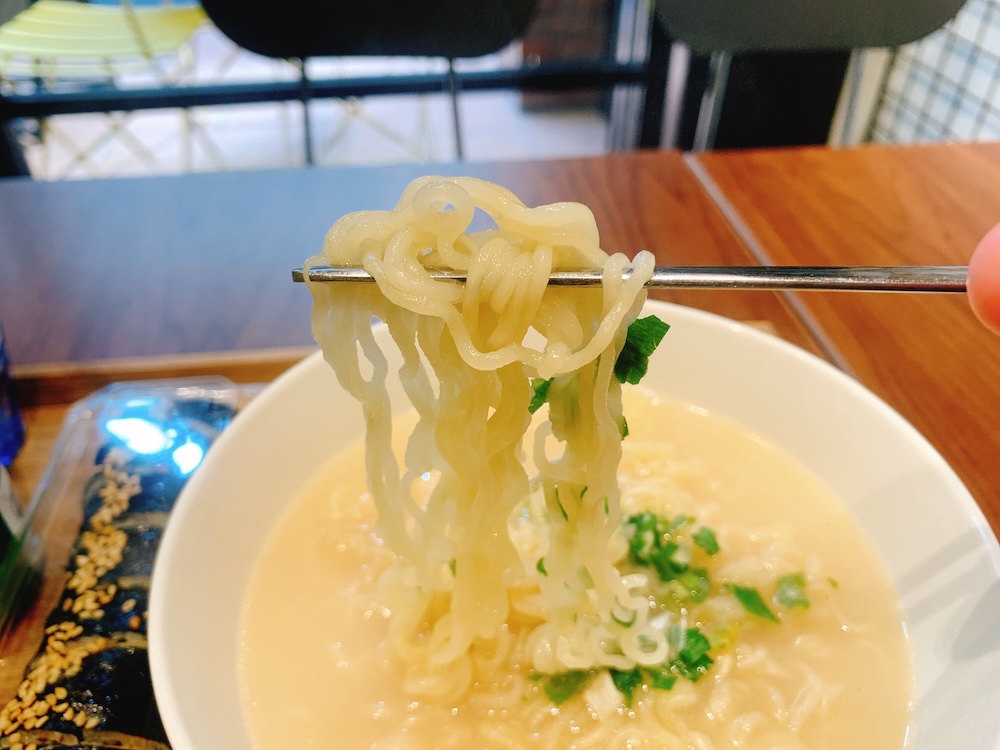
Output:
[551, 484, 570, 522]
[529, 377, 553, 414]
[556, 498, 569, 521]
[828, 577, 839, 589]
[650, 541, 687, 581]
[624, 512, 663, 565]
[692, 526, 720, 555]
[646, 667, 678, 691]
[732, 584, 780, 623]
[610, 605, 637, 628]
[448, 559, 456, 576]
[671, 627, 714, 682]
[542, 671, 592, 705]
[614, 316, 671, 385]
[775, 572, 810, 609]
[609, 668, 644, 706]
[536, 557, 547, 577]
[676, 567, 711, 602]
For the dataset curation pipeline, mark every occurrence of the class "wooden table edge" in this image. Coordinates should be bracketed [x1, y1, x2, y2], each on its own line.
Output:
[11, 346, 318, 408]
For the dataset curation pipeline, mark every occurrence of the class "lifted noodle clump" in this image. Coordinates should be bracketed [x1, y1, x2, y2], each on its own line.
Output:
[306, 177, 655, 700]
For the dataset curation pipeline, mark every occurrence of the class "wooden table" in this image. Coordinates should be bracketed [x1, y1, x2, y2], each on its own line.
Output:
[690, 143, 1000, 530]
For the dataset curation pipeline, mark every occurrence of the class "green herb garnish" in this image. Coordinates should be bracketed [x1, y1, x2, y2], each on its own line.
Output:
[536, 557, 547, 576]
[646, 666, 678, 691]
[775, 572, 809, 609]
[614, 316, 671, 385]
[731, 584, 780, 623]
[692, 526, 720, 555]
[676, 567, 711, 602]
[624, 512, 663, 565]
[650, 540, 687, 581]
[670, 627, 714, 682]
[555, 498, 569, 521]
[610, 605, 637, 628]
[529, 377, 553, 414]
[448, 559, 456, 575]
[624, 512, 713, 597]
[542, 670, 592, 705]
[610, 668, 644, 706]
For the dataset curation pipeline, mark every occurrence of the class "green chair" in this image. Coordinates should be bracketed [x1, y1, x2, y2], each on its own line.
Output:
[0, 0, 210, 176]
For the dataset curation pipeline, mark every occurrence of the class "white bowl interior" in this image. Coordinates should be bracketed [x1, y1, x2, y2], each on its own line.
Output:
[149, 301, 1000, 749]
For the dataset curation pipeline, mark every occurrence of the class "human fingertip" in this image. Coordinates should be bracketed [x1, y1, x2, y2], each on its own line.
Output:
[968, 222, 1000, 335]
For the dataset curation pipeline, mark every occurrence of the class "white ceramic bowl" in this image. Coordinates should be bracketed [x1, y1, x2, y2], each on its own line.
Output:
[149, 301, 1000, 749]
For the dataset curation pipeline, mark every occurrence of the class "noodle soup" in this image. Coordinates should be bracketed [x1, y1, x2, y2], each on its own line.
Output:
[238, 389, 913, 749]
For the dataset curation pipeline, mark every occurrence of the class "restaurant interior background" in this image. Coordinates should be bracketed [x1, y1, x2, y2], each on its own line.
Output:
[0, 0, 998, 181]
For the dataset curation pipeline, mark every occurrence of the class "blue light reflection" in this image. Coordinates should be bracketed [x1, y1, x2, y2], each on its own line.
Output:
[171, 439, 205, 475]
[104, 418, 173, 454]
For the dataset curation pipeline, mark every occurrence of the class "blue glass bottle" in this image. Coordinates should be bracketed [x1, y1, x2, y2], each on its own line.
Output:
[0, 325, 25, 467]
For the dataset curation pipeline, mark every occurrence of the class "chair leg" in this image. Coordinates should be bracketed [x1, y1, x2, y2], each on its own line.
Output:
[447, 58, 464, 161]
[692, 50, 731, 152]
[839, 48, 866, 146]
[297, 58, 314, 166]
[183, 108, 227, 170]
[0, 119, 30, 177]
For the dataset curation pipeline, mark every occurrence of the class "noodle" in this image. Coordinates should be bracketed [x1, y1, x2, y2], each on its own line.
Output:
[306, 177, 656, 696]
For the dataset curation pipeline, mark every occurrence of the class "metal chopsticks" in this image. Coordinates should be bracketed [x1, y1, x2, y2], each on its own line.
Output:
[293, 265, 968, 293]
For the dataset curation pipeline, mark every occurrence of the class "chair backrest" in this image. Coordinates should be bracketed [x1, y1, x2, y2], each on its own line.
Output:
[0, 0, 205, 80]
[199, 0, 537, 60]
[655, 0, 967, 54]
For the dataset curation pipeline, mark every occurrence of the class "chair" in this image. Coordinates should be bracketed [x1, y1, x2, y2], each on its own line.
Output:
[198, 0, 537, 163]
[654, 0, 968, 149]
[0, 0, 211, 177]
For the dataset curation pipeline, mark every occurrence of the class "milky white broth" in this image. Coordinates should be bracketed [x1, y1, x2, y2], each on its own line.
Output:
[238, 389, 913, 750]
